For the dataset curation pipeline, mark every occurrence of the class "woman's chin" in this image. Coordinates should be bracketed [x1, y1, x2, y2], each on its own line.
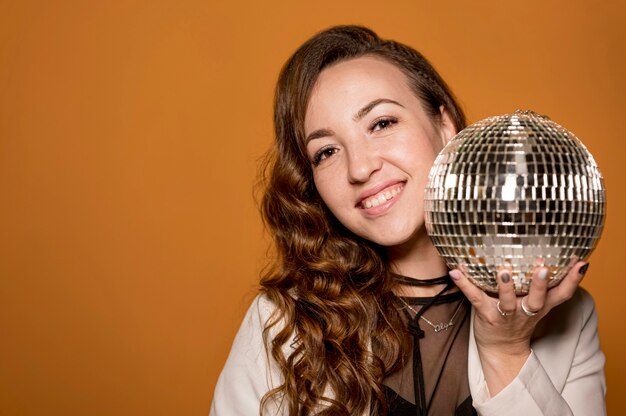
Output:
[360, 229, 416, 248]
[360, 224, 431, 250]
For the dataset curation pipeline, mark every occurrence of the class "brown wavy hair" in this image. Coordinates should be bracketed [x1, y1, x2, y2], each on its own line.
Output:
[259, 25, 466, 415]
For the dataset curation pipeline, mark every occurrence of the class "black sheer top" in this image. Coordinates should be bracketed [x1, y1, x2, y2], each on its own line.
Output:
[383, 275, 477, 416]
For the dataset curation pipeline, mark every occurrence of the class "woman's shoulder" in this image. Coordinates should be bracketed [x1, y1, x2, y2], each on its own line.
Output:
[213, 294, 289, 386]
[525, 286, 605, 403]
[245, 292, 289, 329]
[546, 286, 596, 326]
[568, 286, 596, 311]
[228, 293, 281, 346]
[234, 292, 297, 356]
[531, 286, 602, 368]
[211, 294, 289, 416]
[246, 293, 277, 324]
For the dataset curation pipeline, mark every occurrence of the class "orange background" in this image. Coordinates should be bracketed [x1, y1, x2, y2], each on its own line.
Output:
[1, 1, 624, 414]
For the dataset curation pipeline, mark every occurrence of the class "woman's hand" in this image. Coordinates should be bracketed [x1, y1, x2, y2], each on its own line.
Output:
[449, 260, 590, 396]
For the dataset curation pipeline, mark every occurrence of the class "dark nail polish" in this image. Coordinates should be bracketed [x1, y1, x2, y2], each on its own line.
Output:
[501, 272, 511, 283]
[579, 263, 590, 276]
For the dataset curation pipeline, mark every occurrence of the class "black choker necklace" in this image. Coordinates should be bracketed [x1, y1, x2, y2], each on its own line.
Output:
[392, 272, 452, 287]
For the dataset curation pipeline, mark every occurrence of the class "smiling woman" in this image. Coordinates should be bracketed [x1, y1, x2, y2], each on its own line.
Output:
[210, 25, 605, 416]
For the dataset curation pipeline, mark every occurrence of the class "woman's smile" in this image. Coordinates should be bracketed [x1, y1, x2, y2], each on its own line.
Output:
[358, 182, 404, 211]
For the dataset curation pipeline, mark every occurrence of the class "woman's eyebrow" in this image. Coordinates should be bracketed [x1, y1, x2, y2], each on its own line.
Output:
[305, 128, 334, 144]
[353, 98, 404, 121]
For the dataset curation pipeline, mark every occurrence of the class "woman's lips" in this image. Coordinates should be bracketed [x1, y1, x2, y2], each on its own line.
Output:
[359, 183, 404, 209]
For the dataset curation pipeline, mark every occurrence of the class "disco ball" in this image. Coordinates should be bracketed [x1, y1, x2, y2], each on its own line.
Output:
[424, 110, 606, 295]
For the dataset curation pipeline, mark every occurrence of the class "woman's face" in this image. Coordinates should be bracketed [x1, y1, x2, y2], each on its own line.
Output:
[304, 56, 456, 247]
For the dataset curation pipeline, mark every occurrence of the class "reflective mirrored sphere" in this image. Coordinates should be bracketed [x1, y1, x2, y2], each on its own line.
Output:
[424, 110, 605, 294]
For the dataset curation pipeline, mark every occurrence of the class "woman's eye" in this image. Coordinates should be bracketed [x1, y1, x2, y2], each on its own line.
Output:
[371, 117, 398, 132]
[312, 146, 338, 166]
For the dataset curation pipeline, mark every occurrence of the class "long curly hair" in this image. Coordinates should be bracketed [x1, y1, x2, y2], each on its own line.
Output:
[259, 25, 466, 415]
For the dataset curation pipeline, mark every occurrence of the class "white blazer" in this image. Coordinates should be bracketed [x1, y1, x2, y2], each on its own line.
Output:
[211, 288, 605, 415]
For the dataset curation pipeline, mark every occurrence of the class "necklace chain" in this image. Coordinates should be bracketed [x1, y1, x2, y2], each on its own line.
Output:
[399, 298, 464, 333]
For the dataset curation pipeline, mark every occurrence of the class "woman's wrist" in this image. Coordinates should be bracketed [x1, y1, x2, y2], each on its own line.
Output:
[477, 344, 531, 396]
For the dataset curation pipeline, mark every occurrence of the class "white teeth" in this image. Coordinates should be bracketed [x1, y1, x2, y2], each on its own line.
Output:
[362, 185, 403, 208]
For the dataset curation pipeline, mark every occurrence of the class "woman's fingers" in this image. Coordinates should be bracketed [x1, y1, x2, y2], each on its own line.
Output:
[545, 261, 589, 308]
[496, 267, 516, 316]
[449, 268, 487, 309]
[451, 260, 588, 321]
[521, 265, 549, 316]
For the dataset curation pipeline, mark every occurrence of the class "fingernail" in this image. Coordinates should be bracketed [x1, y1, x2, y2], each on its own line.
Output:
[579, 263, 590, 277]
[538, 267, 549, 280]
[501, 272, 511, 283]
[449, 270, 461, 281]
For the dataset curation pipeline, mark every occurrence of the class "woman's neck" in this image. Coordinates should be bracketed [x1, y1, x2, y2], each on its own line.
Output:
[387, 229, 452, 297]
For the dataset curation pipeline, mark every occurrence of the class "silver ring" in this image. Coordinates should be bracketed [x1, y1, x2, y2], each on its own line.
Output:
[496, 301, 510, 317]
[521, 298, 539, 317]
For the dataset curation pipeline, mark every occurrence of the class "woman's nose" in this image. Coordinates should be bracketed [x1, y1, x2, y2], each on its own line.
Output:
[346, 145, 382, 183]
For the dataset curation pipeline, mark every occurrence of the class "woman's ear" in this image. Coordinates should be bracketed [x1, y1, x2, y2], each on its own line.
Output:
[438, 105, 457, 148]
